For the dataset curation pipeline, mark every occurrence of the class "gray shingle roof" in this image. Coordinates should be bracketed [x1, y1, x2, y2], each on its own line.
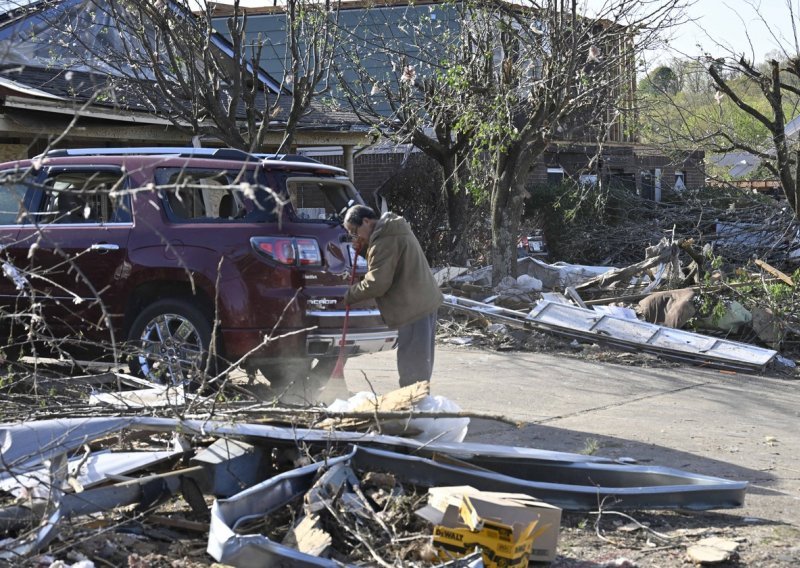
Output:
[0, 0, 362, 132]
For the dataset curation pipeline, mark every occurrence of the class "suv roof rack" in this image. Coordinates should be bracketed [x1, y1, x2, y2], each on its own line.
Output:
[256, 153, 321, 164]
[38, 147, 348, 175]
[42, 147, 259, 161]
[256, 153, 348, 175]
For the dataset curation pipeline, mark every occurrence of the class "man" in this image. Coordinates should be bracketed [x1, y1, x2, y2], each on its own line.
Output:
[344, 205, 443, 387]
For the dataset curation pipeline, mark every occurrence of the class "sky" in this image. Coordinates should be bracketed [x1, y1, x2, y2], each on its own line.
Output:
[657, 0, 798, 63]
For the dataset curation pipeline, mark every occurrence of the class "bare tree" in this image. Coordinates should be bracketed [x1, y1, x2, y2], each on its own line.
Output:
[334, 3, 477, 264]
[706, 56, 800, 215]
[638, 2, 800, 218]
[483, 1, 687, 283]
[17, 0, 341, 152]
[334, 0, 684, 282]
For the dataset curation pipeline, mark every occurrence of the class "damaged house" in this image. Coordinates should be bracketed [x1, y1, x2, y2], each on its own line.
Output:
[0, 0, 370, 173]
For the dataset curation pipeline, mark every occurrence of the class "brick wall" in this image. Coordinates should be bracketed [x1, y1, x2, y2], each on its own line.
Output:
[313, 145, 705, 201]
[0, 144, 28, 162]
[314, 151, 409, 202]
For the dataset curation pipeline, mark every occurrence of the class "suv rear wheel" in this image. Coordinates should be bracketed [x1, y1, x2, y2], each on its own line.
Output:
[127, 298, 216, 387]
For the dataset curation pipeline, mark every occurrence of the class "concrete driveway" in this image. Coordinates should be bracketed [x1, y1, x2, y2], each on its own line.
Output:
[345, 345, 800, 528]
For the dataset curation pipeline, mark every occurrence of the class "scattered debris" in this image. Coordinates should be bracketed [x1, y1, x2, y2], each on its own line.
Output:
[427, 493, 542, 567]
[0, 413, 749, 564]
[420, 485, 562, 564]
[638, 288, 696, 329]
[89, 384, 186, 408]
[754, 258, 794, 286]
[440, 239, 797, 372]
[696, 300, 752, 334]
[686, 536, 740, 564]
[443, 294, 777, 372]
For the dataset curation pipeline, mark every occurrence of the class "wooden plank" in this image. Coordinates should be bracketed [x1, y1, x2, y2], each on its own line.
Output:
[148, 515, 209, 533]
[283, 514, 332, 557]
[754, 259, 794, 286]
[564, 287, 587, 309]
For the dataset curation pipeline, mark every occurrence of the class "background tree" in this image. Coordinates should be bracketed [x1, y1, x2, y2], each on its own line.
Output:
[637, 1, 800, 218]
[707, 56, 800, 214]
[27, 0, 341, 152]
[333, 2, 478, 265]
[640, 54, 800, 213]
[638, 57, 775, 164]
[460, 0, 684, 283]
[334, 0, 684, 282]
[639, 65, 681, 95]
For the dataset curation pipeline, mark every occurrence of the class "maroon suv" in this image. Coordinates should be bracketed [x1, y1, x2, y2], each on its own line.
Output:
[0, 148, 396, 390]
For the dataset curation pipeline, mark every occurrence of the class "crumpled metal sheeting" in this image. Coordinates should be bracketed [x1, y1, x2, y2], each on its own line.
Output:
[0, 417, 143, 472]
[0, 418, 747, 511]
[0, 417, 747, 511]
[0, 451, 181, 498]
[0, 453, 67, 560]
[0, 417, 749, 563]
[208, 446, 748, 566]
[348, 446, 746, 512]
[208, 450, 354, 568]
[0, 416, 618, 475]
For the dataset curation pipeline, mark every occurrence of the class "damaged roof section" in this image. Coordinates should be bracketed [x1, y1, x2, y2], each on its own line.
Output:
[443, 295, 776, 372]
[0, 0, 366, 141]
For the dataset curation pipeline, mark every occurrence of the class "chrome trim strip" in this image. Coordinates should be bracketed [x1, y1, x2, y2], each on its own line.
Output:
[308, 331, 397, 341]
[306, 309, 382, 317]
[306, 330, 398, 356]
[1, 222, 134, 228]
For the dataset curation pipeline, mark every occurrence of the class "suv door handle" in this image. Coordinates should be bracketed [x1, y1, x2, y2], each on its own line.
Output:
[90, 243, 120, 251]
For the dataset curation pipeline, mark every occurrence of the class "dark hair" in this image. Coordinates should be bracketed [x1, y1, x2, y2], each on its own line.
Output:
[344, 204, 378, 228]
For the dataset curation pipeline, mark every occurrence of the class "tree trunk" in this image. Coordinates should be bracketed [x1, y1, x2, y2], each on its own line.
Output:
[490, 140, 546, 285]
[490, 154, 524, 285]
[490, 181, 520, 285]
[443, 156, 471, 266]
[794, 149, 800, 219]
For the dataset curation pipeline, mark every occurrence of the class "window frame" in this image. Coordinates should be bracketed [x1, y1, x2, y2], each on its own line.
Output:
[26, 166, 132, 226]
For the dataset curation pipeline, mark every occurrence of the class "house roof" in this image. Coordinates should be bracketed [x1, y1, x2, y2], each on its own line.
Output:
[0, 64, 361, 130]
[205, 0, 441, 16]
[0, 0, 366, 145]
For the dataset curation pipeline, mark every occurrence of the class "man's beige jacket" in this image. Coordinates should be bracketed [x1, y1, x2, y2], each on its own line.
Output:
[345, 212, 443, 328]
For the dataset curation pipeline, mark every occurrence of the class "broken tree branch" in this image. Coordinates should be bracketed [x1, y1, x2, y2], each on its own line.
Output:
[575, 242, 676, 292]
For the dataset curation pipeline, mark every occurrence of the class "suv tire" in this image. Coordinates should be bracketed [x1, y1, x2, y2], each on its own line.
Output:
[128, 298, 217, 387]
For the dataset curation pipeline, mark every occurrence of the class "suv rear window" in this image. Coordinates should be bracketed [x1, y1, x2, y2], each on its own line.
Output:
[156, 168, 278, 223]
[283, 175, 358, 223]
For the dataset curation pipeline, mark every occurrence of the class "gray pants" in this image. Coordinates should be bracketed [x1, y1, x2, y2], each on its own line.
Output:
[397, 311, 437, 387]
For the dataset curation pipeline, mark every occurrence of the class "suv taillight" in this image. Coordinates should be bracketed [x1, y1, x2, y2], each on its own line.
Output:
[251, 237, 323, 267]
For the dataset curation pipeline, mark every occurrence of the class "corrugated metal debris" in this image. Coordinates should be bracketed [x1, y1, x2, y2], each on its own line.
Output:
[443, 295, 777, 372]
